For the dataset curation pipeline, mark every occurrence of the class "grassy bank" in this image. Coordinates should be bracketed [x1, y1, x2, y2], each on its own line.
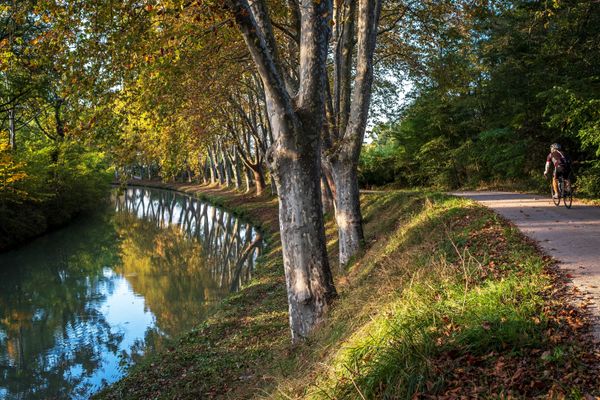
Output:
[96, 184, 599, 399]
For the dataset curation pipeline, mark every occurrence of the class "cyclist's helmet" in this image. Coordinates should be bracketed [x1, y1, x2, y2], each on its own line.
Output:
[550, 143, 561, 151]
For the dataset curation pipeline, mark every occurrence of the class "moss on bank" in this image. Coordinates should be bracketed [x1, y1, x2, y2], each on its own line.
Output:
[95, 184, 599, 399]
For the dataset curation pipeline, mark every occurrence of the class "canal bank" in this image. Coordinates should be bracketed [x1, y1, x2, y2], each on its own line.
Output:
[95, 183, 599, 399]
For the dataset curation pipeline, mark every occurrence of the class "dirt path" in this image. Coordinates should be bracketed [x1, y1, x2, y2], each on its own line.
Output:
[452, 191, 600, 340]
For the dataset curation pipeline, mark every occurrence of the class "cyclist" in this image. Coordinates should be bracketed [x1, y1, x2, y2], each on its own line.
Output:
[544, 143, 571, 198]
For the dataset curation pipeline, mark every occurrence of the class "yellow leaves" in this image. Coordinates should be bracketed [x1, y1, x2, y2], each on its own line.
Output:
[0, 141, 29, 198]
[5, 171, 28, 185]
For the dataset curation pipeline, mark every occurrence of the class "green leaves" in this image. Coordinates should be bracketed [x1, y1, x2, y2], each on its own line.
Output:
[542, 87, 600, 156]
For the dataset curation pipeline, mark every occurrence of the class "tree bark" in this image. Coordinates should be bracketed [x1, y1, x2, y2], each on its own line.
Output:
[244, 165, 254, 193]
[270, 126, 336, 341]
[202, 160, 210, 184]
[326, 0, 382, 268]
[270, 173, 278, 196]
[233, 150, 243, 190]
[207, 147, 218, 184]
[8, 107, 16, 151]
[222, 147, 232, 186]
[330, 159, 364, 266]
[217, 145, 226, 185]
[229, 0, 337, 342]
[320, 173, 334, 214]
[253, 164, 266, 196]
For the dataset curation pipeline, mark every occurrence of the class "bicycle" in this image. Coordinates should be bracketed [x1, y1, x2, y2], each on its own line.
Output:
[550, 175, 573, 208]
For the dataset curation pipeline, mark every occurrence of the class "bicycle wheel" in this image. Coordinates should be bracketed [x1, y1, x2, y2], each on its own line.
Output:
[551, 182, 560, 206]
[564, 182, 573, 209]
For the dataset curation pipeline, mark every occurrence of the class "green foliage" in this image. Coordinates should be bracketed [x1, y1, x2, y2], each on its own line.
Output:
[0, 137, 112, 251]
[0, 142, 28, 203]
[359, 138, 402, 188]
[573, 161, 600, 198]
[543, 87, 600, 156]
[362, 0, 600, 195]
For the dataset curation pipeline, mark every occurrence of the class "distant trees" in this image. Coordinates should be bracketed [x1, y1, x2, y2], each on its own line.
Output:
[360, 0, 600, 196]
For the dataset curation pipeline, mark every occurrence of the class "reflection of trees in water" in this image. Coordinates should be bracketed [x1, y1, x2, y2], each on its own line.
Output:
[0, 216, 123, 399]
[114, 187, 262, 295]
[0, 188, 263, 399]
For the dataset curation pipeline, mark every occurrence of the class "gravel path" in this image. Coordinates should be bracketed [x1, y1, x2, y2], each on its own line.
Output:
[451, 191, 600, 340]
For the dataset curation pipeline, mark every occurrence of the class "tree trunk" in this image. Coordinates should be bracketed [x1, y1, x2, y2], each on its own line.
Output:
[234, 151, 243, 190]
[271, 142, 336, 341]
[270, 173, 278, 196]
[244, 165, 254, 193]
[8, 107, 16, 151]
[202, 161, 209, 184]
[223, 151, 232, 186]
[217, 157, 225, 185]
[325, 0, 382, 268]
[253, 164, 266, 196]
[330, 159, 364, 267]
[229, 0, 336, 342]
[208, 148, 218, 184]
[320, 173, 334, 214]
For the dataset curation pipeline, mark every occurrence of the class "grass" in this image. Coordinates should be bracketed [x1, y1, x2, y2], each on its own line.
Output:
[95, 184, 599, 399]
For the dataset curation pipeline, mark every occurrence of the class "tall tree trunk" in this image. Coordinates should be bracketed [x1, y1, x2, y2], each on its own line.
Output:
[270, 175, 278, 196]
[326, 0, 382, 268]
[229, 0, 337, 342]
[208, 148, 218, 184]
[217, 148, 226, 185]
[233, 151, 243, 190]
[330, 159, 363, 266]
[320, 173, 334, 214]
[270, 129, 336, 341]
[8, 107, 16, 151]
[222, 149, 232, 186]
[202, 161, 209, 184]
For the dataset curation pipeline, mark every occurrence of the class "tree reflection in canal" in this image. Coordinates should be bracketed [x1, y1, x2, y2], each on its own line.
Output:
[0, 187, 262, 399]
[113, 188, 262, 339]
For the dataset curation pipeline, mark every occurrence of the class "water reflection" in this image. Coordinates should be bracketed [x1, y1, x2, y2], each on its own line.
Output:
[0, 187, 262, 399]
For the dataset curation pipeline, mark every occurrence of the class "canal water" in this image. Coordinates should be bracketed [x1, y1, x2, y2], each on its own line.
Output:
[0, 187, 262, 399]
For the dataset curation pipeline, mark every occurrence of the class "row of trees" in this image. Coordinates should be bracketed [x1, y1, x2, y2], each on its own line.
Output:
[1, 0, 393, 341]
[100, 0, 398, 341]
[216, 0, 383, 340]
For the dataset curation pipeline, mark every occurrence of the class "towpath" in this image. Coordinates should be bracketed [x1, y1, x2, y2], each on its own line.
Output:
[452, 191, 600, 340]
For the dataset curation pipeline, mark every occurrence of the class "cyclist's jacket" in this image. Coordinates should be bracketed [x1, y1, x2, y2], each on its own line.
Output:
[544, 150, 568, 174]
